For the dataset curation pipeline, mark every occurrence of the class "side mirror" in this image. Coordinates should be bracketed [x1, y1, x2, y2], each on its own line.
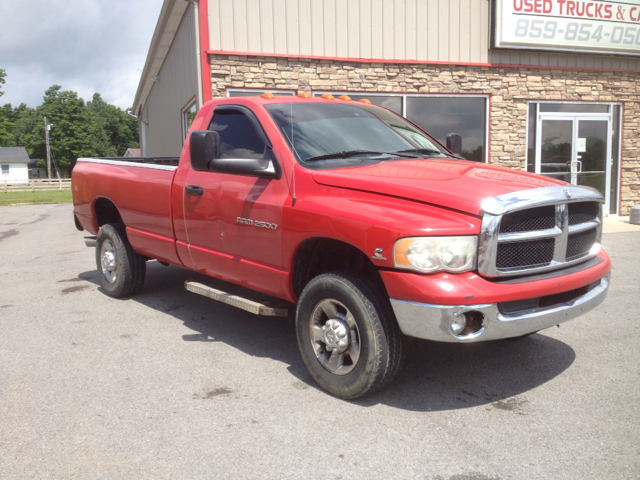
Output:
[446, 133, 462, 156]
[190, 130, 219, 171]
[209, 157, 278, 179]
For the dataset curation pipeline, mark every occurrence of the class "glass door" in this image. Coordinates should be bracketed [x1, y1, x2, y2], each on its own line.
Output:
[576, 119, 609, 198]
[536, 114, 611, 214]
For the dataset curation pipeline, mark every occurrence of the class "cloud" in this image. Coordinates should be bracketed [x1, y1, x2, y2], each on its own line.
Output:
[0, 0, 162, 109]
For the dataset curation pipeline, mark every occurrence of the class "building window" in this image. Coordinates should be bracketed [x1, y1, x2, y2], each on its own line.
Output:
[406, 96, 487, 162]
[311, 92, 489, 162]
[226, 88, 295, 97]
[1, 165, 9, 177]
[182, 98, 197, 142]
[526, 101, 622, 215]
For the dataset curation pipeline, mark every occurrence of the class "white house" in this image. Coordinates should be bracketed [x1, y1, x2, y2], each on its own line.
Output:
[0, 147, 30, 184]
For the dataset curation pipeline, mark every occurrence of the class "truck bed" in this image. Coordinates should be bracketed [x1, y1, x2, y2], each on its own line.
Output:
[72, 156, 181, 265]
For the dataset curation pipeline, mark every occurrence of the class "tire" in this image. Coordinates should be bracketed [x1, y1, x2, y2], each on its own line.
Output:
[296, 271, 404, 399]
[95, 223, 146, 298]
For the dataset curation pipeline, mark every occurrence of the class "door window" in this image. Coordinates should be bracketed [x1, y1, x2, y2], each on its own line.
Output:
[576, 120, 608, 194]
[539, 119, 572, 182]
[209, 110, 266, 159]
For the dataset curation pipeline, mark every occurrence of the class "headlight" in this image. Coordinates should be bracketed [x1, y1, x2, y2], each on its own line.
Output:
[393, 236, 477, 273]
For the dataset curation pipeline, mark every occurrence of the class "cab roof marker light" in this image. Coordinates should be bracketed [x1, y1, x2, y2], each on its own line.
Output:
[359, 98, 372, 104]
[321, 94, 335, 100]
[261, 92, 276, 99]
[297, 92, 312, 98]
[338, 95, 352, 101]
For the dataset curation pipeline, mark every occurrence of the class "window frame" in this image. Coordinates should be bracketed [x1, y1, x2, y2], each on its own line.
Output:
[311, 92, 490, 163]
[181, 96, 198, 144]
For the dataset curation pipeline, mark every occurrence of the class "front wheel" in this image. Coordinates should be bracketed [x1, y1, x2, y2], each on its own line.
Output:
[296, 271, 404, 399]
[95, 223, 146, 298]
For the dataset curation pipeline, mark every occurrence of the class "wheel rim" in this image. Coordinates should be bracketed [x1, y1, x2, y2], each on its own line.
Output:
[309, 299, 361, 376]
[100, 240, 118, 284]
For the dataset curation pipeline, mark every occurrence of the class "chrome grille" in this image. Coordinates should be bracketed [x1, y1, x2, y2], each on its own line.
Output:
[566, 229, 597, 261]
[478, 186, 603, 278]
[496, 238, 554, 270]
[499, 205, 556, 233]
[568, 202, 599, 226]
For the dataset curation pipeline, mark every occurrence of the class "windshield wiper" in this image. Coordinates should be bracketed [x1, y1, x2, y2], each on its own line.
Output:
[396, 148, 457, 158]
[305, 150, 416, 162]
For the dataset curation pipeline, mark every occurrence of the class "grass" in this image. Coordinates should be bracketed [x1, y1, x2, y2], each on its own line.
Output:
[0, 190, 73, 206]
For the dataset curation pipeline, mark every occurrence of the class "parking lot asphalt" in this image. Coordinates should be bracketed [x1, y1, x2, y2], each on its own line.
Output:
[1, 203, 638, 480]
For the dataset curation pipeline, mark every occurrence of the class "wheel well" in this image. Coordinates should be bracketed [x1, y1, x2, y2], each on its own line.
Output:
[292, 238, 380, 298]
[94, 198, 123, 227]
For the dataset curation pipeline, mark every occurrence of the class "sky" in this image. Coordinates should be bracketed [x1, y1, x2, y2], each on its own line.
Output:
[0, 0, 164, 110]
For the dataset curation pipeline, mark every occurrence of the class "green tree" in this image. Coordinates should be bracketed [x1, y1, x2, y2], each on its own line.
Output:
[0, 69, 13, 145]
[0, 68, 6, 98]
[87, 93, 139, 157]
[35, 85, 100, 169]
[0, 81, 140, 165]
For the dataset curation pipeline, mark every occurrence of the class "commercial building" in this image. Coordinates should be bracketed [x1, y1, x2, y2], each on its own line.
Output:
[132, 0, 640, 215]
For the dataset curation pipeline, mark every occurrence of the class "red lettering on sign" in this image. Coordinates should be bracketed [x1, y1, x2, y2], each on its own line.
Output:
[604, 4, 612, 19]
[594, 3, 603, 18]
[631, 7, 638, 22]
[586, 2, 593, 17]
[576, 1, 585, 16]
[534, 0, 542, 13]
[567, 1, 576, 16]
[524, 0, 533, 12]
[544, 0, 552, 13]
[513, 0, 523, 11]
[557, 0, 566, 15]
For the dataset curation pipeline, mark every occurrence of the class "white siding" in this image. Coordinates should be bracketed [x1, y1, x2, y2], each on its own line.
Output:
[144, 4, 200, 157]
[1, 163, 29, 184]
[208, 0, 491, 63]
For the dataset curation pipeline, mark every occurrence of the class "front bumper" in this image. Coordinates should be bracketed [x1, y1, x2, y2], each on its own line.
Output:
[390, 273, 610, 342]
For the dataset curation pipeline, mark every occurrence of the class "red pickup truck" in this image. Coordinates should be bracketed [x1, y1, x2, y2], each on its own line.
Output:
[72, 94, 611, 399]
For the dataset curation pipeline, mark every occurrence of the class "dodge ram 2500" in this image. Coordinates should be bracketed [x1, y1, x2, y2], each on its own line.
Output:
[72, 94, 610, 399]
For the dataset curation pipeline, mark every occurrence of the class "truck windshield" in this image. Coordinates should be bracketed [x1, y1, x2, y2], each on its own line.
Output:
[265, 102, 449, 167]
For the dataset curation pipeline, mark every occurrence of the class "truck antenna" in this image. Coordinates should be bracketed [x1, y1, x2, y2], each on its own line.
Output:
[291, 101, 296, 207]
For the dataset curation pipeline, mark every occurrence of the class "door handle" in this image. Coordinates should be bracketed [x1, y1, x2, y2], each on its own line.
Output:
[185, 185, 204, 196]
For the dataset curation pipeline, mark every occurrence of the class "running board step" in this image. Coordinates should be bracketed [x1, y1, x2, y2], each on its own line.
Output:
[185, 280, 289, 317]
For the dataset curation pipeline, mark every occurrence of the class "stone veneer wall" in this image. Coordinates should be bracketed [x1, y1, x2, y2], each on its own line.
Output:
[209, 53, 640, 215]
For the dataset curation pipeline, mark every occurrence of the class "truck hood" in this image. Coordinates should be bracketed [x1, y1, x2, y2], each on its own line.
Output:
[311, 159, 564, 216]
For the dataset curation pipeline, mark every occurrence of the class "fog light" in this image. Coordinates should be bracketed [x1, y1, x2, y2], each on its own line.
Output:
[451, 316, 467, 335]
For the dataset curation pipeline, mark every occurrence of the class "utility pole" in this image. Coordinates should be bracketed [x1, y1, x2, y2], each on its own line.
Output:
[44, 117, 52, 180]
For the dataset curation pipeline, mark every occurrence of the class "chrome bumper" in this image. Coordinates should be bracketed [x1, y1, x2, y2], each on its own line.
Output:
[390, 274, 610, 343]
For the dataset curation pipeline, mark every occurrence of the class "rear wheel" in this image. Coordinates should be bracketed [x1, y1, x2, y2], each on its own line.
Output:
[296, 271, 404, 399]
[95, 223, 146, 298]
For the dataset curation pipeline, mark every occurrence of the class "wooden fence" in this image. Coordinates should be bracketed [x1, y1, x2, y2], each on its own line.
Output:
[3, 179, 72, 193]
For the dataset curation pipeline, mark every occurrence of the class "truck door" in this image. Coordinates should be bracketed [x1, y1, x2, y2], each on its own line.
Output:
[181, 107, 289, 292]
